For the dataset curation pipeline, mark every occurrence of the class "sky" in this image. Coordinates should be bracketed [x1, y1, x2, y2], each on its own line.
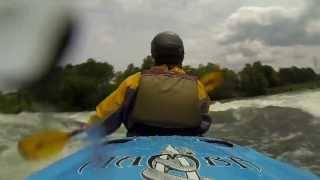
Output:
[1, 0, 320, 91]
[63, 0, 320, 71]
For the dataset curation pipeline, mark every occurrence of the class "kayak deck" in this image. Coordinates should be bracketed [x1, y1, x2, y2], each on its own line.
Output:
[28, 136, 319, 180]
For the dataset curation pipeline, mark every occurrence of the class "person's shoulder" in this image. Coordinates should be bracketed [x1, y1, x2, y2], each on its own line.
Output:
[123, 72, 141, 89]
[126, 72, 141, 81]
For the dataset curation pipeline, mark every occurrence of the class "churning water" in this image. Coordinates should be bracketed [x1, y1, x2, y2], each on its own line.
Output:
[208, 89, 320, 176]
[0, 90, 319, 179]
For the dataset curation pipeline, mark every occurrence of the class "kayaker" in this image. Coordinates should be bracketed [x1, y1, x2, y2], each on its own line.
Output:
[87, 31, 212, 136]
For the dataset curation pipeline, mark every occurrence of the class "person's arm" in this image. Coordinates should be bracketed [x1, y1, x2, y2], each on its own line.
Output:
[197, 80, 211, 114]
[88, 72, 141, 125]
[200, 71, 223, 93]
[197, 80, 212, 134]
[197, 80, 209, 101]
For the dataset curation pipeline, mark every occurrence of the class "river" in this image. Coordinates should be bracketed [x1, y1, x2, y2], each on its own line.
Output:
[0, 89, 319, 179]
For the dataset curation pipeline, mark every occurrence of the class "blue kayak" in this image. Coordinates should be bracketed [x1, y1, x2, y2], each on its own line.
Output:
[28, 136, 319, 180]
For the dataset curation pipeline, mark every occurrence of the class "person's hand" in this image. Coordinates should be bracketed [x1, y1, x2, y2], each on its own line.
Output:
[200, 71, 224, 92]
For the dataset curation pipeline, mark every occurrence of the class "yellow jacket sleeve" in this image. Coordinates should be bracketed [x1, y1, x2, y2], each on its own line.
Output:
[88, 72, 141, 125]
[200, 71, 223, 93]
[197, 80, 209, 101]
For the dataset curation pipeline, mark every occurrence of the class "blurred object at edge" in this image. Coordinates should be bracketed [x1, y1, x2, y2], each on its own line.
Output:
[0, 1, 75, 92]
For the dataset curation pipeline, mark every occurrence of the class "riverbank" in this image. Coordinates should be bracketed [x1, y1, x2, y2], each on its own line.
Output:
[267, 80, 320, 95]
[1, 81, 320, 114]
[214, 81, 320, 104]
[1, 60, 320, 114]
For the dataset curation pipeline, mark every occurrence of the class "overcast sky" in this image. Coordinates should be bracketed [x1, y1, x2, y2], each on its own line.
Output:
[63, 0, 320, 71]
[1, 0, 320, 91]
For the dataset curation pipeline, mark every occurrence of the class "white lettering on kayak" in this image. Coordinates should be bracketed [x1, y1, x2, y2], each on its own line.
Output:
[77, 145, 262, 177]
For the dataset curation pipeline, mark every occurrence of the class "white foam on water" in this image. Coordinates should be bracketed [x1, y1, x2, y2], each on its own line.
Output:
[0, 89, 319, 179]
[0, 142, 83, 180]
[0, 111, 128, 180]
[210, 89, 320, 118]
[0, 112, 91, 180]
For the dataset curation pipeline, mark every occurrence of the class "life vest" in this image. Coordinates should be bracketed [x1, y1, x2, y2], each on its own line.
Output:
[129, 68, 202, 128]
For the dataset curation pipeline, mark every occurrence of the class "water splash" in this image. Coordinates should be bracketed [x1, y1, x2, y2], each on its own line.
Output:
[0, 89, 319, 179]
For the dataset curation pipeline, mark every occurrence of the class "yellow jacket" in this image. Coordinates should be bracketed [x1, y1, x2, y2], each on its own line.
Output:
[88, 65, 209, 125]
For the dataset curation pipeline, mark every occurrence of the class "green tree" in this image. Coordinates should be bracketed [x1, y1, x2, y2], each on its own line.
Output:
[20, 58, 116, 111]
[278, 66, 315, 84]
[72, 58, 114, 82]
[240, 63, 268, 96]
[261, 65, 280, 87]
[114, 63, 140, 85]
[59, 59, 115, 111]
[193, 63, 220, 77]
[209, 68, 240, 100]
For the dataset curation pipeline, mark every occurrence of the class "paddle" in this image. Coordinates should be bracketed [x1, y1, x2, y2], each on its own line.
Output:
[18, 129, 84, 161]
[18, 71, 223, 161]
[17, 119, 110, 161]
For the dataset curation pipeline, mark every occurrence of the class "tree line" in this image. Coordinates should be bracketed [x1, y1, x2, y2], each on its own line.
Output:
[0, 57, 319, 113]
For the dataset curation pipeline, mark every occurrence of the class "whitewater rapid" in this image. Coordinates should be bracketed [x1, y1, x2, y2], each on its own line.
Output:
[0, 89, 319, 179]
[211, 89, 320, 118]
[208, 89, 320, 175]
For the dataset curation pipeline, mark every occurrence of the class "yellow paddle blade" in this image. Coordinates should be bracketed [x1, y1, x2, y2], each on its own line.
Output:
[18, 130, 71, 161]
[200, 71, 224, 92]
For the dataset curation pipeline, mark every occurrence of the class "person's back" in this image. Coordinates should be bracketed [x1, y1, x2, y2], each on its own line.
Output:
[127, 65, 211, 136]
[88, 31, 212, 136]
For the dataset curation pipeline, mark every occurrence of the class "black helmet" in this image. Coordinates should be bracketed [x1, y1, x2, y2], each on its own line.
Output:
[151, 31, 184, 65]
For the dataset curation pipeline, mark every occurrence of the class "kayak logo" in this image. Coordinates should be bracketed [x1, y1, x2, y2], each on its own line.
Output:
[76, 146, 262, 177]
[142, 145, 211, 180]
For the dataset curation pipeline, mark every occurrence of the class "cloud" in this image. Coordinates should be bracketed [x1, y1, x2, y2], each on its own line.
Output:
[214, 39, 320, 71]
[2, 0, 320, 92]
[218, 0, 320, 46]
[64, 0, 245, 68]
[212, 0, 320, 72]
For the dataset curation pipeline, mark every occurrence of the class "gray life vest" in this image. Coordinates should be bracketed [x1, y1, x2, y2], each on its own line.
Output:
[129, 68, 203, 128]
